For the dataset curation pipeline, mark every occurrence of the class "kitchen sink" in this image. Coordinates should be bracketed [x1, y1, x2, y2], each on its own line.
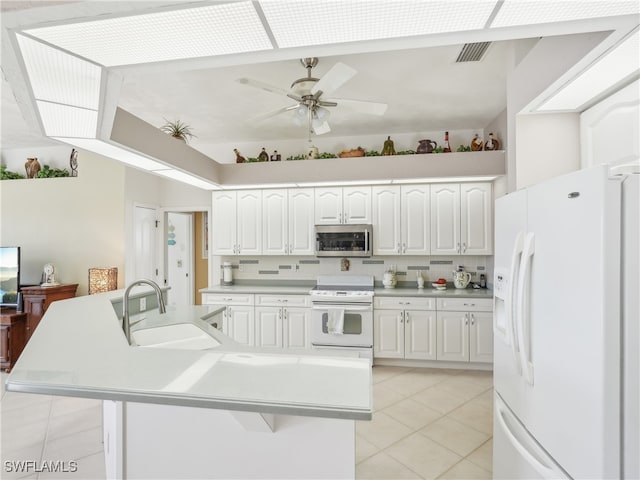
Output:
[132, 323, 220, 350]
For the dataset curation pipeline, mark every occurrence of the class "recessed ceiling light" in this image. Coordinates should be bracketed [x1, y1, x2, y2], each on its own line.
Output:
[16, 34, 101, 109]
[491, 0, 639, 28]
[260, 1, 497, 48]
[37, 102, 97, 138]
[23, 2, 273, 67]
[537, 28, 640, 111]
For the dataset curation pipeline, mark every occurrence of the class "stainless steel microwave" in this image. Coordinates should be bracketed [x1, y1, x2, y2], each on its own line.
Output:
[315, 224, 372, 257]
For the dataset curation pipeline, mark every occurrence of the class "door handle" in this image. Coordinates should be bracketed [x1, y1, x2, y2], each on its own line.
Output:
[405, 311, 410, 323]
[397, 243, 401, 253]
[402, 243, 406, 254]
[462, 242, 467, 253]
[464, 313, 468, 325]
[457, 242, 460, 253]
[471, 313, 475, 326]
[400, 311, 404, 323]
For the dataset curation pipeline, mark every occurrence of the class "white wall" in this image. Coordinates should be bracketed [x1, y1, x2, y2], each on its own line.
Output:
[0, 150, 126, 295]
[516, 113, 581, 189]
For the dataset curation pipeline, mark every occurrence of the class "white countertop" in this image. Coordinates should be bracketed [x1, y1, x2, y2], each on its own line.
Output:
[5, 290, 372, 420]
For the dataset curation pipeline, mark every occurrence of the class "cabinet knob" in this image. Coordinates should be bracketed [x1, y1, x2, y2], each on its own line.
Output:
[471, 313, 475, 325]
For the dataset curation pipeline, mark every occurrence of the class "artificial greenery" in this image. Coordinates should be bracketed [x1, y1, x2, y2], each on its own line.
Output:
[36, 165, 70, 178]
[317, 152, 338, 159]
[160, 118, 195, 143]
[457, 144, 472, 152]
[0, 165, 25, 180]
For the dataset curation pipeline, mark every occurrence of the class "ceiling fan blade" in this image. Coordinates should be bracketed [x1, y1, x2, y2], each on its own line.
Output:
[251, 104, 298, 123]
[236, 77, 289, 96]
[333, 98, 388, 115]
[311, 62, 357, 97]
[312, 121, 331, 135]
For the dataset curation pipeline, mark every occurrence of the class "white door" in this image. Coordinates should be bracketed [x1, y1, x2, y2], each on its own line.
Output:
[461, 183, 493, 255]
[373, 310, 403, 358]
[436, 311, 468, 362]
[404, 310, 436, 360]
[211, 191, 236, 255]
[372, 185, 401, 255]
[343, 186, 371, 224]
[283, 307, 310, 349]
[401, 184, 430, 255]
[314, 188, 342, 224]
[469, 311, 493, 363]
[430, 184, 461, 255]
[288, 188, 315, 255]
[236, 190, 262, 255]
[133, 206, 157, 281]
[227, 306, 255, 346]
[255, 306, 283, 349]
[166, 212, 193, 306]
[262, 189, 287, 256]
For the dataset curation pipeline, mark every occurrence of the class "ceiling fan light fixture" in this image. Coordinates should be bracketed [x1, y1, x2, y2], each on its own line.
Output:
[315, 106, 330, 121]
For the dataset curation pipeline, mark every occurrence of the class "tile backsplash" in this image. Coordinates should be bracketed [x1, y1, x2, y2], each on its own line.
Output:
[216, 255, 494, 288]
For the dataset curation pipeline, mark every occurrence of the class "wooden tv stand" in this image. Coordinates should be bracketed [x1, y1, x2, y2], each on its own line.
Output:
[1, 308, 27, 372]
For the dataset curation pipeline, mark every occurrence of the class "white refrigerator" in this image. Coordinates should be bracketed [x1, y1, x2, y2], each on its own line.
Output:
[493, 164, 639, 479]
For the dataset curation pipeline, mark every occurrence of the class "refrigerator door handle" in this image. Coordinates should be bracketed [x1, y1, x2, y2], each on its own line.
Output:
[507, 231, 525, 373]
[516, 232, 536, 385]
[496, 397, 568, 479]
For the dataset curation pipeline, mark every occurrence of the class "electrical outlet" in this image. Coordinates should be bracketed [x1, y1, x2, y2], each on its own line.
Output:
[140, 297, 146, 311]
[239, 264, 244, 272]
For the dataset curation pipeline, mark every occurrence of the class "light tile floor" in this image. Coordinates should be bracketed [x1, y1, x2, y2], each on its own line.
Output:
[1, 367, 492, 480]
[357, 366, 493, 480]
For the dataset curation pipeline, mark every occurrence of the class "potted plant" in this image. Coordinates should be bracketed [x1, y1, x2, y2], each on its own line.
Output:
[160, 118, 195, 143]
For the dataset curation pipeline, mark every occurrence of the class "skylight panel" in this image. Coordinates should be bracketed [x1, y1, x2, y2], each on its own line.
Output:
[260, 1, 498, 48]
[37, 101, 98, 138]
[24, 2, 273, 67]
[491, 0, 640, 28]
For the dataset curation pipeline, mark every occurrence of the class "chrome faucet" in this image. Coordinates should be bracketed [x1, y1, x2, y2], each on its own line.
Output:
[122, 279, 166, 344]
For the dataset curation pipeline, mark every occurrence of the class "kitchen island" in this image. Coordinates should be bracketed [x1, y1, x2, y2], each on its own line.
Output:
[4, 290, 371, 479]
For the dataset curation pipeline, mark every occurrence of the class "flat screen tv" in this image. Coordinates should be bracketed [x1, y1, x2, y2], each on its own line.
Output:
[0, 246, 20, 307]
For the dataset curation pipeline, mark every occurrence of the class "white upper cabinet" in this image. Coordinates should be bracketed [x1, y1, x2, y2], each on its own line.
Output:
[431, 183, 492, 255]
[315, 186, 371, 224]
[373, 185, 429, 255]
[211, 190, 261, 255]
[262, 188, 315, 256]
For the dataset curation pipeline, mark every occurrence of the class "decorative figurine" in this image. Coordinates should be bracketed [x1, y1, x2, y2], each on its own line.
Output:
[234, 148, 246, 163]
[258, 147, 269, 162]
[25, 157, 41, 178]
[470, 134, 484, 151]
[69, 149, 78, 176]
[416, 139, 437, 154]
[484, 132, 500, 151]
[307, 145, 319, 159]
[270, 150, 281, 161]
[381, 136, 396, 156]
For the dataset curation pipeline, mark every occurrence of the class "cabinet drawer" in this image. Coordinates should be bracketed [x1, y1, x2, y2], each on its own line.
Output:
[374, 296, 435, 310]
[436, 297, 493, 312]
[255, 295, 310, 308]
[202, 293, 254, 306]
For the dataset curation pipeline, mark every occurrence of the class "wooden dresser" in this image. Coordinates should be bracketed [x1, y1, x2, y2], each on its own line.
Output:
[21, 284, 78, 342]
[1, 308, 27, 372]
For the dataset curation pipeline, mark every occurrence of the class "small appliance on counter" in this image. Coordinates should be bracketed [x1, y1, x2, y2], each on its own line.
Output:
[382, 267, 397, 288]
[222, 262, 233, 286]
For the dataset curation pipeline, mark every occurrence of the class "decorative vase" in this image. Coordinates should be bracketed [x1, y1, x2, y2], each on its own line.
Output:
[25, 158, 41, 178]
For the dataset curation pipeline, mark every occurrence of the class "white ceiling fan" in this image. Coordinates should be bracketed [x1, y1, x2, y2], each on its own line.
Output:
[237, 57, 388, 138]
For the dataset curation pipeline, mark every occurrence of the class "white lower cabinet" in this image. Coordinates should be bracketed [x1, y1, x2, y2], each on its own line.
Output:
[373, 297, 436, 360]
[252, 295, 311, 350]
[436, 298, 493, 363]
[202, 293, 255, 347]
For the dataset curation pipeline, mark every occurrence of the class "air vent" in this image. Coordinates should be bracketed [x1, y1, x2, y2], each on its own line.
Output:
[455, 42, 491, 62]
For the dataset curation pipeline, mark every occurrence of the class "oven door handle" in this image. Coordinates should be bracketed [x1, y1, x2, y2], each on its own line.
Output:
[311, 304, 373, 312]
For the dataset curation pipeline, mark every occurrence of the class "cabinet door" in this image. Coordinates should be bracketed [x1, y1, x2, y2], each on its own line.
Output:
[23, 295, 46, 341]
[461, 183, 493, 255]
[372, 186, 401, 255]
[343, 186, 372, 224]
[236, 190, 262, 255]
[288, 188, 315, 255]
[436, 311, 468, 362]
[373, 310, 404, 358]
[401, 185, 430, 255]
[0, 326, 9, 365]
[404, 310, 436, 360]
[211, 191, 237, 255]
[314, 188, 343, 224]
[227, 306, 255, 346]
[469, 311, 493, 363]
[255, 306, 283, 349]
[283, 307, 310, 349]
[262, 189, 288, 256]
[430, 184, 461, 255]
